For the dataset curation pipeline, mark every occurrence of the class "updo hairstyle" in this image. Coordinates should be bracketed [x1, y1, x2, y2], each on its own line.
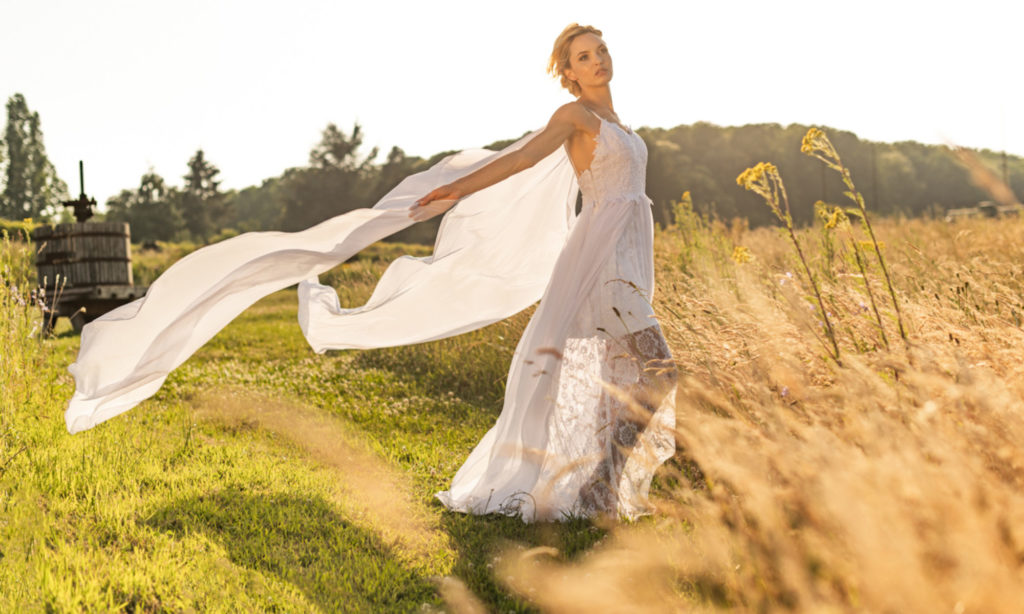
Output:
[547, 23, 604, 98]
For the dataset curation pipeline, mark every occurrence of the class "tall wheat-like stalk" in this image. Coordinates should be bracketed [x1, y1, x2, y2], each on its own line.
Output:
[816, 200, 891, 350]
[737, 162, 841, 363]
[801, 128, 907, 343]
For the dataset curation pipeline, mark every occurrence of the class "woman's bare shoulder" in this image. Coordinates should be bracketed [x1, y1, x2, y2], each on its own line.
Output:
[549, 100, 597, 132]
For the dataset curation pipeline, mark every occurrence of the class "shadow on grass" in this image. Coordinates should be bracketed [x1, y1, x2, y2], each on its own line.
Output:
[351, 345, 508, 410]
[437, 510, 607, 612]
[349, 313, 532, 409]
[146, 489, 438, 612]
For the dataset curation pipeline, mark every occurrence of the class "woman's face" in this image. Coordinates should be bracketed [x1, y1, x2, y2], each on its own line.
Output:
[565, 33, 612, 92]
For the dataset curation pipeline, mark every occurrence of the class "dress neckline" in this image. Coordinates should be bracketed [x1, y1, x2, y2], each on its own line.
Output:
[599, 115, 634, 137]
[580, 103, 634, 136]
[567, 107, 636, 182]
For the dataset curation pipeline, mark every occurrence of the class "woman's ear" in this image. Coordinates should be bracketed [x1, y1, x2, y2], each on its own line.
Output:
[563, 67, 578, 86]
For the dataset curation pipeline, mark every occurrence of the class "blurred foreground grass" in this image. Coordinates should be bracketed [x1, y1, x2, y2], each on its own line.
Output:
[3, 193, 1024, 611]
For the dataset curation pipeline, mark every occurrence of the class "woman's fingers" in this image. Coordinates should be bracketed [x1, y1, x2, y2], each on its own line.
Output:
[416, 183, 463, 208]
[408, 198, 459, 221]
[415, 188, 443, 207]
[411, 182, 462, 218]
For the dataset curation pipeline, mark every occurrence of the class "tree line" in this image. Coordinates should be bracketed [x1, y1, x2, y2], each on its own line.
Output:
[640, 123, 1024, 228]
[3, 92, 1022, 245]
[95, 122, 462, 245]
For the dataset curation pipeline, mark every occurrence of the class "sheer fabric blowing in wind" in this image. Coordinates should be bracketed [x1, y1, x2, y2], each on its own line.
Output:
[65, 130, 577, 434]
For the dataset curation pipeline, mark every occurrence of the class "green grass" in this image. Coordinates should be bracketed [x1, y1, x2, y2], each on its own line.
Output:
[11, 206, 1024, 611]
[0, 243, 607, 612]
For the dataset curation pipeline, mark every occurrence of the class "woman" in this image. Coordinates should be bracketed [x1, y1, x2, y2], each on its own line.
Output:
[65, 24, 677, 521]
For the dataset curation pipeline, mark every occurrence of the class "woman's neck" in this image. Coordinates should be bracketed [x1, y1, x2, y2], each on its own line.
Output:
[578, 87, 614, 115]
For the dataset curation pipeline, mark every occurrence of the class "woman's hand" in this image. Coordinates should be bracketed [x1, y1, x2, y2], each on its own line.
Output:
[415, 183, 463, 207]
[409, 184, 462, 221]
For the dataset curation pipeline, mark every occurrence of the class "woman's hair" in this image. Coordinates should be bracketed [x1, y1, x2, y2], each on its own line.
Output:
[547, 23, 603, 98]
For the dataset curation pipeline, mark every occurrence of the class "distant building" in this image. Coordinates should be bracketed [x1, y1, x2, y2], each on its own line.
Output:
[945, 201, 1023, 222]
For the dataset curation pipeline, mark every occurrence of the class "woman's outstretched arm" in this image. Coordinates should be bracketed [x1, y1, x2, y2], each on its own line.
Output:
[413, 102, 589, 210]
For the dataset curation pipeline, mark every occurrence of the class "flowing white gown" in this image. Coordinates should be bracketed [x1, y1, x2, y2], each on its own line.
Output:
[64, 111, 677, 521]
[436, 114, 678, 520]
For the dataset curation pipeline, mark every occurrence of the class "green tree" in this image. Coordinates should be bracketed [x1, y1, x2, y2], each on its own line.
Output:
[103, 188, 133, 224]
[132, 172, 184, 242]
[1, 93, 68, 219]
[373, 146, 420, 201]
[279, 123, 378, 231]
[105, 171, 184, 243]
[180, 149, 224, 242]
[221, 178, 284, 232]
[372, 145, 445, 244]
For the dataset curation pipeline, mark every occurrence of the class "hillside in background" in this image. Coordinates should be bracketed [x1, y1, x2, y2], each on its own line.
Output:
[640, 122, 1024, 228]
[153, 121, 1024, 244]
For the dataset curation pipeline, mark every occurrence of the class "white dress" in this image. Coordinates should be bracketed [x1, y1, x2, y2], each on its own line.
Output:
[63, 111, 676, 521]
[436, 113, 677, 520]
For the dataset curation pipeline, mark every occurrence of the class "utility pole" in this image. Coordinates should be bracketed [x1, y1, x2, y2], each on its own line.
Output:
[820, 164, 827, 203]
[1003, 150, 1009, 187]
[871, 142, 880, 207]
[1000, 106, 1013, 199]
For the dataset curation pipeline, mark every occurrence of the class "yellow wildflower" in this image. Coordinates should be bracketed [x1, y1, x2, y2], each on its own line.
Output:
[731, 245, 752, 264]
[801, 128, 825, 154]
[735, 167, 756, 188]
[736, 162, 777, 190]
[814, 202, 846, 229]
[826, 210, 841, 229]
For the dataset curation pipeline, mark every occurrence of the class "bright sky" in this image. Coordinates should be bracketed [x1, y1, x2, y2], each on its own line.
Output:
[1, 0, 1020, 206]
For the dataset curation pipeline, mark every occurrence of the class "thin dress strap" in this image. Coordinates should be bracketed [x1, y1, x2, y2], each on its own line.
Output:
[579, 102, 602, 121]
[579, 102, 633, 135]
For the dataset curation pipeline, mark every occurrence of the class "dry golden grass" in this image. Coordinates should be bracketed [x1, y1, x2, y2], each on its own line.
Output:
[496, 214, 1024, 612]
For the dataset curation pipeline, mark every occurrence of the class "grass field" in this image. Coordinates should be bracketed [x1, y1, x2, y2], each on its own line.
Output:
[4, 190, 1024, 610]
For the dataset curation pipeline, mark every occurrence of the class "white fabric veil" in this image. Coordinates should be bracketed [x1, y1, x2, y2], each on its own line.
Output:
[64, 129, 579, 434]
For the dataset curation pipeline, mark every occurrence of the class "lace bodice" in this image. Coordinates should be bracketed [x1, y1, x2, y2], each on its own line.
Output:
[578, 116, 649, 207]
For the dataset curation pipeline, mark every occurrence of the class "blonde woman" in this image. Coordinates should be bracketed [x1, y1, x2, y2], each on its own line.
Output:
[66, 24, 677, 521]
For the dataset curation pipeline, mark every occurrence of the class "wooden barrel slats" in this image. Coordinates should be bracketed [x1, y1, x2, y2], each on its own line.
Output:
[32, 222, 133, 288]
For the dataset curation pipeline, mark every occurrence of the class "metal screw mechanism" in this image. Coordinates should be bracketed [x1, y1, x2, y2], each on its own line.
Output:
[62, 160, 97, 223]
